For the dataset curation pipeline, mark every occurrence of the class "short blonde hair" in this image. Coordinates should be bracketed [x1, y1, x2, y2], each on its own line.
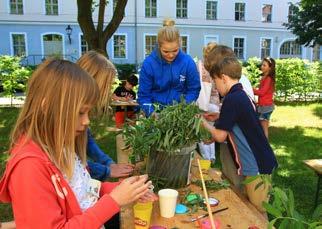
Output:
[77, 51, 116, 116]
[10, 59, 99, 179]
[157, 19, 180, 46]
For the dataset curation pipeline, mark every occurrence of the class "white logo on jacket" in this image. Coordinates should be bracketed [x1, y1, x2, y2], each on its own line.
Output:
[51, 174, 68, 199]
[180, 75, 186, 82]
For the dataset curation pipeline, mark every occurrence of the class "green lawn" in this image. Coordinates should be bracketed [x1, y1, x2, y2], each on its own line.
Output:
[0, 103, 321, 222]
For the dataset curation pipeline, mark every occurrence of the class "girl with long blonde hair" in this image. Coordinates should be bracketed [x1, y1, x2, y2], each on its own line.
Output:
[77, 51, 135, 180]
[0, 59, 152, 228]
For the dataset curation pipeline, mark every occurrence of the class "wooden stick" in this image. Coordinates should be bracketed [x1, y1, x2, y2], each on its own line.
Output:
[197, 159, 216, 229]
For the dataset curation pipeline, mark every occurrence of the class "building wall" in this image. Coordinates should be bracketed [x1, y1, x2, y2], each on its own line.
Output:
[0, 0, 318, 65]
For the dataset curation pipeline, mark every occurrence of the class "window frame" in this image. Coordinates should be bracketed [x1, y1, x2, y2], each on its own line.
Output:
[180, 34, 190, 54]
[279, 39, 302, 58]
[143, 33, 157, 58]
[234, 2, 245, 21]
[41, 32, 65, 58]
[176, 0, 188, 19]
[44, 0, 59, 15]
[78, 33, 89, 57]
[262, 4, 272, 23]
[232, 36, 246, 60]
[259, 37, 273, 59]
[10, 32, 28, 56]
[112, 33, 127, 59]
[206, 0, 217, 20]
[204, 35, 219, 46]
[9, 0, 24, 15]
[145, 0, 157, 18]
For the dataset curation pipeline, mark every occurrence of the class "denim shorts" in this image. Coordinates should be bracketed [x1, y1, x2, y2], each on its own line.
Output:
[258, 110, 273, 121]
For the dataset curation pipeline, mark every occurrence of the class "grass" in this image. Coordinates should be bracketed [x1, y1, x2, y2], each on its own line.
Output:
[0, 103, 321, 222]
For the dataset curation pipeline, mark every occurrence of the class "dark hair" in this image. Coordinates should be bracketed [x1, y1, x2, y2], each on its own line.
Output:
[210, 57, 241, 80]
[262, 57, 276, 82]
[127, 74, 138, 86]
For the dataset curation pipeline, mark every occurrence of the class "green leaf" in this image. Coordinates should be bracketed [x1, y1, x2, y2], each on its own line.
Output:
[312, 204, 322, 221]
[263, 202, 282, 218]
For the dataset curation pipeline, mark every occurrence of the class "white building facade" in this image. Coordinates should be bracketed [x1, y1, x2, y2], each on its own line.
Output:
[0, 0, 320, 65]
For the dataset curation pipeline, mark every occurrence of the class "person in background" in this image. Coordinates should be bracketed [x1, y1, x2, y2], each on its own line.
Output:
[196, 45, 221, 164]
[77, 51, 134, 181]
[253, 57, 276, 139]
[0, 59, 154, 228]
[201, 54, 278, 213]
[138, 19, 200, 117]
[112, 74, 139, 128]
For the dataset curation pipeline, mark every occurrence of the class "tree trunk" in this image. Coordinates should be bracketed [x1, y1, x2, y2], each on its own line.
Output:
[77, 0, 128, 58]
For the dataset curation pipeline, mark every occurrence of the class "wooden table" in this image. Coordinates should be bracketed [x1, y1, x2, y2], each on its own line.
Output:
[303, 159, 322, 208]
[111, 100, 139, 107]
[116, 135, 268, 229]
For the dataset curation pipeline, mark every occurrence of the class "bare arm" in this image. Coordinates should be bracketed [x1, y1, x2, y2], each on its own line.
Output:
[202, 118, 228, 143]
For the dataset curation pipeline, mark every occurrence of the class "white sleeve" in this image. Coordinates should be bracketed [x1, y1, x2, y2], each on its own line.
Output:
[239, 74, 255, 101]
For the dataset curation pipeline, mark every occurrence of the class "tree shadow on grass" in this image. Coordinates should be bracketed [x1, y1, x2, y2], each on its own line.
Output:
[313, 105, 322, 119]
[269, 125, 322, 218]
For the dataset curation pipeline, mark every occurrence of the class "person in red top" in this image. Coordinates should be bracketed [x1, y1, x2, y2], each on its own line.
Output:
[253, 57, 276, 138]
[0, 59, 156, 228]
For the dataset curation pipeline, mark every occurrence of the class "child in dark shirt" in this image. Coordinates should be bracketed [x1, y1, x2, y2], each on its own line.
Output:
[202, 51, 278, 213]
[112, 74, 138, 128]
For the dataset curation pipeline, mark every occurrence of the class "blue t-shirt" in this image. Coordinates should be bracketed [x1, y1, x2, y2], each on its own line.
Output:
[216, 83, 277, 175]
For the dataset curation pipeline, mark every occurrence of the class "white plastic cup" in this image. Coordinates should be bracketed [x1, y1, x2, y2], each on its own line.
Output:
[158, 189, 178, 218]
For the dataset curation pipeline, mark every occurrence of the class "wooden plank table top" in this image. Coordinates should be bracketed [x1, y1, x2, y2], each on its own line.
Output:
[303, 159, 322, 175]
[116, 135, 268, 229]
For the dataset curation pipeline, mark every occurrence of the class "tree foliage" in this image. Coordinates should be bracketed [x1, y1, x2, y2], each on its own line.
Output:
[77, 0, 128, 57]
[284, 0, 322, 47]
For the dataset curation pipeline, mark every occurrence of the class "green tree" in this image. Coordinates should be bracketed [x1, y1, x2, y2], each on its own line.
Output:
[283, 0, 322, 47]
[77, 0, 128, 57]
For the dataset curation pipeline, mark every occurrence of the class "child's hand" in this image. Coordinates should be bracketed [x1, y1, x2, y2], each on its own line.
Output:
[109, 175, 151, 206]
[138, 191, 159, 203]
[110, 163, 135, 178]
[203, 112, 219, 122]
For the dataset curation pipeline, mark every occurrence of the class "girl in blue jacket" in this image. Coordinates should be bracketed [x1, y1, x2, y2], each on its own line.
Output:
[138, 19, 201, 116]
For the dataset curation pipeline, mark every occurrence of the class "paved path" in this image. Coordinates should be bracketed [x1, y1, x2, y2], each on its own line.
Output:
[0, 96, 25, 107]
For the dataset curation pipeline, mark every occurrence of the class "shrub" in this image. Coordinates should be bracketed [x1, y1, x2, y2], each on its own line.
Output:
[243, 58, 321, 102]
[0, 55, 32, 106]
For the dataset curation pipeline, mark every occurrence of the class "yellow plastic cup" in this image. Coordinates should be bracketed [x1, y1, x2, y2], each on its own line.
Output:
[133, 202, 153, 229]
[200, 159, 211, 170]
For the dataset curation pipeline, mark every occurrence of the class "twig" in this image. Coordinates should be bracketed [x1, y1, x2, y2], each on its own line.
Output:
[197, 159, 216, 229]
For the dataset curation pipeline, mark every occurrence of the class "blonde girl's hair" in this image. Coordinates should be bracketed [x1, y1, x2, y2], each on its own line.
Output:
[157, 19, 180, 46]
[10, 59, 99, 179]
[77, 50, 116, 116]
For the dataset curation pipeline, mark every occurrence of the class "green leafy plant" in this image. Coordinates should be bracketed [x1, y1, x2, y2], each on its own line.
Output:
[123, 100, 212, 188]
[0, 55, 32, 106]
[244, 175, 322, 229]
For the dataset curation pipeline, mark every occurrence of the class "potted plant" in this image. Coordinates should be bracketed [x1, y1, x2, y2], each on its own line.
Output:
[123, 101, 211, 189]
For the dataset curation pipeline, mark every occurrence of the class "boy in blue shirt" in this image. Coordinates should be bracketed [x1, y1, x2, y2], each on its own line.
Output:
[202, 54, 278, 212]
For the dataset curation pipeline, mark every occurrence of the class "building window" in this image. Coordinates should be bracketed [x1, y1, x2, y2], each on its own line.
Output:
[145, 35, 157, 57]
[80, 35, 89, 55]
[206, 1, 217, 20]
[42, 34, 63, 58]
[11, 33, 26, 56]
[262, 4, 272, 22]
[113, 34, 126, 59]
[235, 2, 245, 21]
[288, 3, 296, 23]
[180, 36, 188, 53]
[280, 41, 301, 58]
[176, 0, 188, 19]
[10, 0, 23, 14]
[234, 37, 245, 59]
[45, 0, 58, 15]
[145, 0, 157, 18]
[261, 38, 272, 58]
